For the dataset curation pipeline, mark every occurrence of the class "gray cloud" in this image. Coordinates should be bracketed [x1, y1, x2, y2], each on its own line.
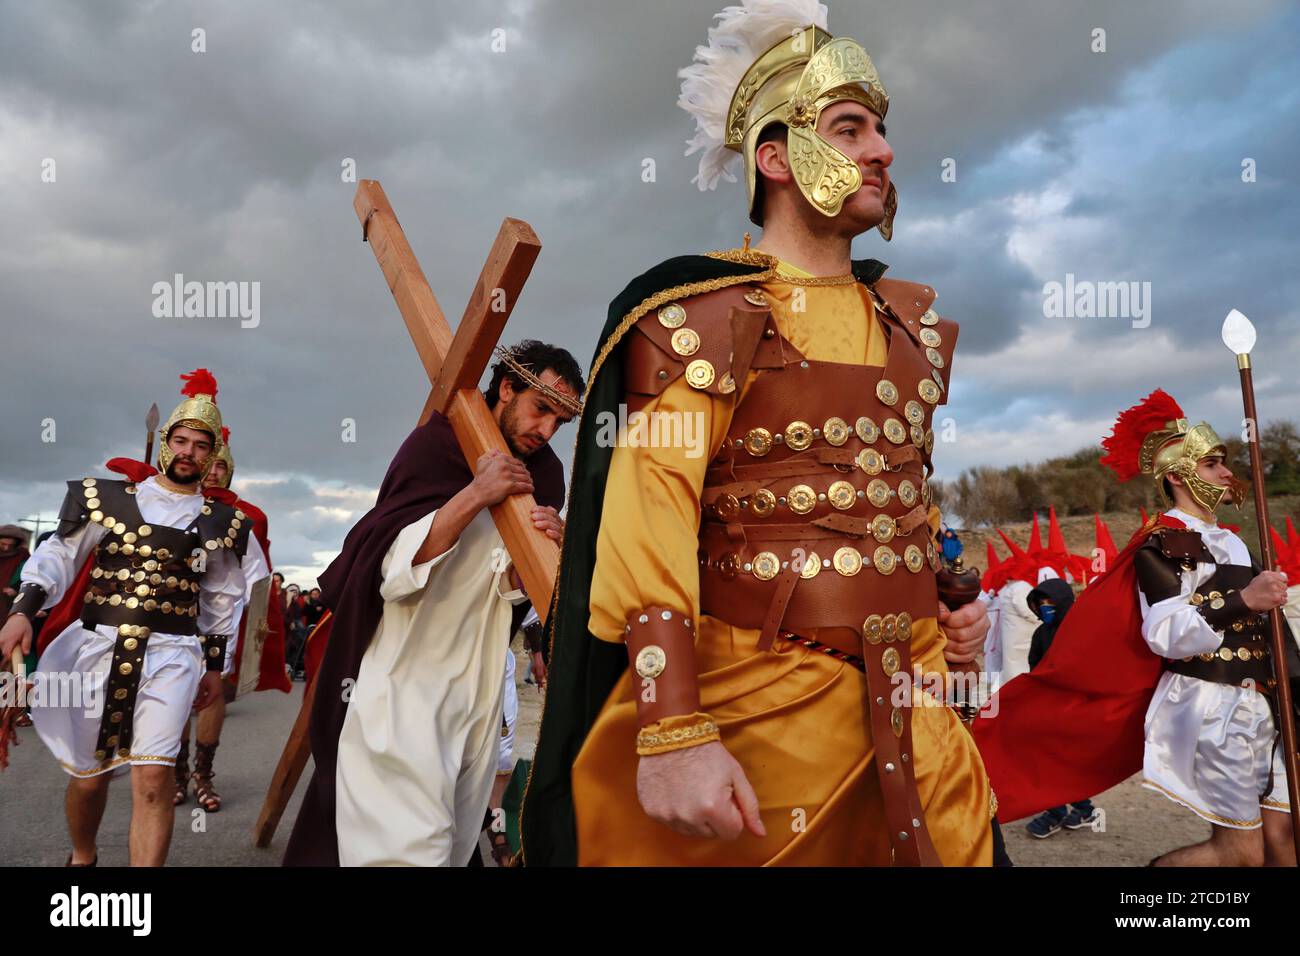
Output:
[2, 0, 1296, 580]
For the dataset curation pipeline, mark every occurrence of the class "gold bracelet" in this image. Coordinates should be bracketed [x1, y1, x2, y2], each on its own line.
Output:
[636, 711, 721, 756]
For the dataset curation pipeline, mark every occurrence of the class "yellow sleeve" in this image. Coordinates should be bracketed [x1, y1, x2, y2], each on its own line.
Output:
[588, 377, 736, 643]
[927, 503, 942, 539]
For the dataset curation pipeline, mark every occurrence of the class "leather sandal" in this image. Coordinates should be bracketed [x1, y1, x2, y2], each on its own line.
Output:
[65, 853, 98, 867]
[192, 741, 221, 813]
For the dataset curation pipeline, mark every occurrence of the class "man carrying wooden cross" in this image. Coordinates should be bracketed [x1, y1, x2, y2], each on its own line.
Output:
[284, 341, 582, 866]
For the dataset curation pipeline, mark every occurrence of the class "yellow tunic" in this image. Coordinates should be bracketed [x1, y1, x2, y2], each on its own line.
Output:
[573, 261, 993, 865]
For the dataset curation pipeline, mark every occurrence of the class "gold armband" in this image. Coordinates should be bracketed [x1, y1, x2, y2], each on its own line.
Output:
[635, 712, 721, 756]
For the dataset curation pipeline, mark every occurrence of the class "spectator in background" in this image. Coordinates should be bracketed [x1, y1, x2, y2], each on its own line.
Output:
[303, 587, 326, 632]
[283, 584, 308, 679]
[940, 526, 964, 566]
[0, 525, 32, 620]
[1022, 578, 1100, 838]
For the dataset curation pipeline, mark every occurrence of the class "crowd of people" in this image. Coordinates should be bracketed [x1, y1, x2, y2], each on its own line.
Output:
[273, 574, 326, 680]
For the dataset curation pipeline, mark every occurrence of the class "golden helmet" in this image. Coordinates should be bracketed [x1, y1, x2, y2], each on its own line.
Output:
[158, 368, 224, 479]
[1100, 389, 1243, 513]
[210, 426, 234, 488]
[680, 2, 895, 234]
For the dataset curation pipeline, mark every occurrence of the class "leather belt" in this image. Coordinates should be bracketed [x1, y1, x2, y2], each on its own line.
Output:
[94, 625, 153, 762]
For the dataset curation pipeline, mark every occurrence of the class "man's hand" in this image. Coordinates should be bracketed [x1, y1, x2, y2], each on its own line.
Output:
[471, 451, 534, 507]
[530, 650, 547, 689]
[531, 506, 564, 542]
[0, 614, 33, 660]
[636, 740, 766, 840]
[939, 599, 989, 665]
[1241, 570, 1289, 613]
[193, 671, 224, 712]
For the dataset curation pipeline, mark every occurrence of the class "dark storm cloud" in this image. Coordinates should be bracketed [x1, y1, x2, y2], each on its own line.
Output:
[1, 0, 1295, 576]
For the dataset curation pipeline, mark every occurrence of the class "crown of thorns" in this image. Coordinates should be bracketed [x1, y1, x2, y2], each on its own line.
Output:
[493, 346, 583, 415]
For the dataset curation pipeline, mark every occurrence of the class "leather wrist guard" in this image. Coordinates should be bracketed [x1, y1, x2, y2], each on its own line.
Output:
[8, 583, 47, 621]
[624, 606, 703, 727]
[199, 634, 229, 672]
[522, 619, 545, 656]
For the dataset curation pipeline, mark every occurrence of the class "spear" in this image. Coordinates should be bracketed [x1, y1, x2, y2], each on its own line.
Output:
[144, 402, 160, 466]
[1221, 308, 1300, 857]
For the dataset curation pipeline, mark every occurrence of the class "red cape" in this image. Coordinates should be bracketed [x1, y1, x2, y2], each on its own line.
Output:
[971, 515, 1184, 821]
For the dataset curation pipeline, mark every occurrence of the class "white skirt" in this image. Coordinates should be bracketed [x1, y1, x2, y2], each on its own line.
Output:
[30, 621, 204, 778]
[1143, 671, 1290, 829]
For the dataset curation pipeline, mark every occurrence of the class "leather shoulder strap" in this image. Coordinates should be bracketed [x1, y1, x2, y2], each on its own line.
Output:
[870, 277, 958, 403]
[196, 498, 252, 561]
[624, 284, 772, 406]
[1150, 527, 1211, 563]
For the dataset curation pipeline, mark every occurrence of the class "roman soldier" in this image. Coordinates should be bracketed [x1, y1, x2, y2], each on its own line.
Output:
[171, 426, 277, 812]
[522, 0, 995, 866]
[974, 390, 1298, 866]
[0, 369, 251, 866]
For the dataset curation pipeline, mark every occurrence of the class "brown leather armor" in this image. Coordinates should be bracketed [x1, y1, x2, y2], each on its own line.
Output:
[624, 275, 959, 865]
[1136, 529, 1276, 690]
[55, 476, 250, 764]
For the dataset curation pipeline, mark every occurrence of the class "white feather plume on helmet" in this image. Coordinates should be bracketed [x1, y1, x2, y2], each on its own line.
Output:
[678, 0, 829, 191]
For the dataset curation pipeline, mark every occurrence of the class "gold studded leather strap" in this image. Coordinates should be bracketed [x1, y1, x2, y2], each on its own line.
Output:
[858, 634, 942, 866]
[8, 583, 46, 621]
[199, 634, 229, 672]
[624, 607, 702, 727]
[756, 559, 802, 651]
[95, 625, 152, 763]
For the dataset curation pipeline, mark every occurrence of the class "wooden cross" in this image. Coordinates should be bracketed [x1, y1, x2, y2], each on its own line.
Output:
[253, 180, 561, 847]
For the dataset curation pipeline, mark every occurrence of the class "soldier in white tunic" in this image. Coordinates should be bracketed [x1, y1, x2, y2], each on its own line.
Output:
[0, 369, 249, 866]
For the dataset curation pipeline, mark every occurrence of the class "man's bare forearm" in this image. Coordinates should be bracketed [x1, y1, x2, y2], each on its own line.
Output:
[413, 484, 488, 565]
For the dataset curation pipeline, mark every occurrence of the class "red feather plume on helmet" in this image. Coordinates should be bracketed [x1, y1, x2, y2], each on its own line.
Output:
[221, 426, 231, 443]
[179, 368, 219, 400]
[1098, 389, 1183, 482]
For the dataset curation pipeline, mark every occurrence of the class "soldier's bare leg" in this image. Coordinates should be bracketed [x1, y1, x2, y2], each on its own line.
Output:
[1153, 822, 1263, 867]
[1261, 809, 1297, 867]
[129, 764, 175, 866]
[65, 774, 110, 864]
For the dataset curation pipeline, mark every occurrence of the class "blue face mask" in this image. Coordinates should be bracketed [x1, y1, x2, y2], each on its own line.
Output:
[1037, 605, 1058, 624]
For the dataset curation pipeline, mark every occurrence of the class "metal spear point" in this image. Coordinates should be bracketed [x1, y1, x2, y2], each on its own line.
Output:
[144, 402, 159, 465]
[1220, 307, 1300, 858]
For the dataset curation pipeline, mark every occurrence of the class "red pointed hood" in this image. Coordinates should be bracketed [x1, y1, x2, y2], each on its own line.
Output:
[981, 541, 1003, 592]
[1027, 512, 1044, 554]
[1094, 514, 1119, 564]
[1047, 506, 1067, 555]
[997, 528, 1027, 559]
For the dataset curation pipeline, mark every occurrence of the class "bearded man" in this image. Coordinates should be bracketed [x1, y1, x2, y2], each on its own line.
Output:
[284, 340, 583, 866]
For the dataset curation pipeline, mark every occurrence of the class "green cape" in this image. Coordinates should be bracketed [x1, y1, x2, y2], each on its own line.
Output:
[519, 250, 888, 865]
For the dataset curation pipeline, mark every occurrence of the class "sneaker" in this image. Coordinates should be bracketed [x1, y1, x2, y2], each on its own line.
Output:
[1063, 808, 1100, 830]
[1025, 812, 1063, 839]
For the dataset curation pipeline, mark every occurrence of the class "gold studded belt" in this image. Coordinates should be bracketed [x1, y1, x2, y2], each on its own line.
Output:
[1166, 632, 1274, 690]
[94, 623, 153, 764]
[82, 581, 199, 637]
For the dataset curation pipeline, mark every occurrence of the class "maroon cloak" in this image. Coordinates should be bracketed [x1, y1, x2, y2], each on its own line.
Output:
[283, 413, 565, 866]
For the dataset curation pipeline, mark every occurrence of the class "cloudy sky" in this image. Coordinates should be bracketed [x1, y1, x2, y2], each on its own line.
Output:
[2, 0, 1297, 584]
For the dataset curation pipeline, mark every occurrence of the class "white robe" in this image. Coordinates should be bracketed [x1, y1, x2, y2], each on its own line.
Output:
[24, 476, 245, 777]
[985, 580, 1038, 692]
[1140, 509, 1290, 828]
[334, 507, 528, 866]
